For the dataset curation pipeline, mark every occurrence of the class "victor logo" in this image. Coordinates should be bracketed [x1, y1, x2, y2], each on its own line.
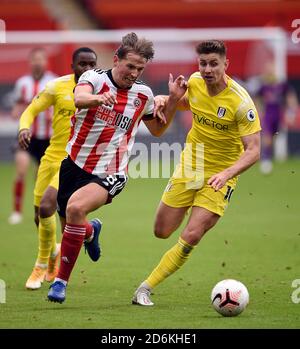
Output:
[193, 113, 229, 131]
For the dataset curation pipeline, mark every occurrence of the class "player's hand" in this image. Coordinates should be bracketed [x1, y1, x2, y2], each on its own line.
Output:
[18, 129, 31, 150]
[168, 74, 187, 101]
[154, 95, 167, 124]
[207, 171, 230, 191]
[98, 92, 117, 107]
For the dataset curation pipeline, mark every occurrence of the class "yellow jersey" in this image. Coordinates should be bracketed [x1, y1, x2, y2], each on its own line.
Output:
[19, 74, 76, 162]
[174, 72, 261, 183]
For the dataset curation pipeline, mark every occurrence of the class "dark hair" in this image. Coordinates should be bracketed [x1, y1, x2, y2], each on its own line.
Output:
[196, 40, 227, 57]
[72, 47, 97, 62]
[115, 32, 154, 61]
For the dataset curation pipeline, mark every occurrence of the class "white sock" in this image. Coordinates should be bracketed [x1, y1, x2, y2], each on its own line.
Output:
[54, 277, 67, 286]
[140, 281, 151, 291]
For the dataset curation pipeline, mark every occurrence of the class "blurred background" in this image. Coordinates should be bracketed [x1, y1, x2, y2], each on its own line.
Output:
[1, 1, 299, 328]
[0, 0, 300, 162]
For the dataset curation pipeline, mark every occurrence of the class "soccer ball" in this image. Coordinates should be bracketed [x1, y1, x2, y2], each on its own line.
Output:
[211, 279, 249, 317]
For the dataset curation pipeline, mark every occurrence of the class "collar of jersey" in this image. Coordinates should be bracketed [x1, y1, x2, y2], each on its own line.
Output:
[107, 69, 131, 90]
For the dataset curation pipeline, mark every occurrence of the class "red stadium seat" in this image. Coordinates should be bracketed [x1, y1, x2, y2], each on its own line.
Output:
[0, 0, 57, 30]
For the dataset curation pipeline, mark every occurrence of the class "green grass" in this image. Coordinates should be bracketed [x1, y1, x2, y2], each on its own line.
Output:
[0, 159, 299, 329]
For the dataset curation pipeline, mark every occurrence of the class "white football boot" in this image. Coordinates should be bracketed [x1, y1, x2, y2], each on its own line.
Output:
[132, 286, 154, 306]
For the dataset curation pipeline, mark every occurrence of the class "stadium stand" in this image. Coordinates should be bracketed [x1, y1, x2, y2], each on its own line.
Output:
[83, 0, 300, 30]
[0, 0, 57, 30]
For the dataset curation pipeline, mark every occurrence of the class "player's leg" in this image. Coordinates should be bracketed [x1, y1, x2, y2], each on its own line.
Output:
[40, 184, 61, 283]
[8, 149, 30, 224]
[58, 182, 108, 273]
[67, 183, 108, 224]
[48, 183, 108, 303]
[28, 137, 50, 226]
[133, 182, 232, 306]
[133, 207, 219, 306]
[154, 201, 189, 238]
[154, 180, 192, 238]
[47, 157, 104, 302]
[25, 158, 57, 289]
[133, 181, 192, 305]
[34, 206, 39, 227]
[48, 158, 127, 302]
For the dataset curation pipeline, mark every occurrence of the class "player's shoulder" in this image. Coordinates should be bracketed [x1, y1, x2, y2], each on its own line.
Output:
[93, 68, 107, 75]
[51, 74, 72, 83]
[48, 74, 73, 87]
[15, 74, 32, 86]
[229, 78, 258, 118]
[81, 68, 107, 79]
[44, 71, 58, 80]
[89, 68, 107, 76]
[189, 71, 202, 81]
[229, 77, 253, 103]
[188, 72, 204, 89]
[46, 74, 75, 93]
[133, 79, 153, 95]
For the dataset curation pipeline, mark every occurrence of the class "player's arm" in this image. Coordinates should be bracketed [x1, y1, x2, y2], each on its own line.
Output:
[144, 74, 188, 137]
[74, 84, 117, 108]
[18, 88, 54, 149]
[11, 80, 28, 120]
[208, 131, 261, 191]
[11, 102, 27, 120]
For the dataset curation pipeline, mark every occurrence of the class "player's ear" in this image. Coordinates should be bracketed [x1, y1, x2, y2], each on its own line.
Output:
[224, 59, 229, 71]
[71, 63, 74, 71]
[113, 55, 119, 67]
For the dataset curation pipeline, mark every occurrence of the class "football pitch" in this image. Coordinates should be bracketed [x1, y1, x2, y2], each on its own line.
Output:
[0, 159, 299, 329]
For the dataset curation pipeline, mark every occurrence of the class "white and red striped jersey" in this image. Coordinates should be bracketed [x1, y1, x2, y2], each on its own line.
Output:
[67, 69, 154, 176]
[14, 71, 57, 139]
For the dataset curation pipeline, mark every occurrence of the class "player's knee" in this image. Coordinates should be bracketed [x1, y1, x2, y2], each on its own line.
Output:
[66, 201, 85, 220]
[182, 228, 203, 245]
[154, 224, 173, 239]
[39, 200, 56, 218]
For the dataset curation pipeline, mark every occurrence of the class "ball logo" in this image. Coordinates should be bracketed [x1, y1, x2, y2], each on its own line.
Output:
[247, 109, 256, 122]
[133, 97, 142, 109]
[211, 279, 249, 317]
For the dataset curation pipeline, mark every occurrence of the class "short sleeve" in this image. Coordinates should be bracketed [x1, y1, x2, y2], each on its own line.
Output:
[236, 100, 261, 137]
[143, 89, 154, 116]
[77, 70, 102, 94]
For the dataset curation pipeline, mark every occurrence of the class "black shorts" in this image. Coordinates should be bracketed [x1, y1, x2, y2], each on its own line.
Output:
[12, 136, 50, 164]
[57, 156, 128, 218]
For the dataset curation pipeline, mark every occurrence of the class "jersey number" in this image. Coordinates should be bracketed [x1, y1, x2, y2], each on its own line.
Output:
[106, 175, 118, 185]
[224, 186, 234, 202]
